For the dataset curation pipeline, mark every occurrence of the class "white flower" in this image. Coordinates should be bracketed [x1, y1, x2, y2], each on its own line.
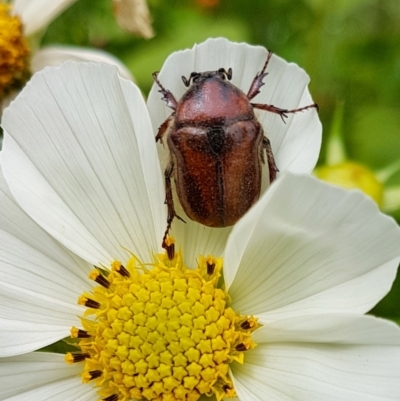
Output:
[1, 44, 400, 401]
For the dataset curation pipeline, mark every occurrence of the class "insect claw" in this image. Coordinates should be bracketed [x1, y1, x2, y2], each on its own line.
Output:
[280, 113, 288, 123]
[176, 214, 186, 224]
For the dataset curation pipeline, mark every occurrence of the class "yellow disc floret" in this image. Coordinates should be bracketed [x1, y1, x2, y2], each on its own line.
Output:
[67, 252, 260, 401]
[0, 4, 31, 99]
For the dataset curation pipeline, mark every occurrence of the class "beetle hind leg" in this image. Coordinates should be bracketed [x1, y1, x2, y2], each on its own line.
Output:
[252, 102, 319, 122]
[262, 136, 279, 183]
[162, 160, 186, 257]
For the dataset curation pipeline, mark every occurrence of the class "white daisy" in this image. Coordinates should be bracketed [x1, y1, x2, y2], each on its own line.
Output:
[1, 56, 400, 400]
[0, 0, 132, 110]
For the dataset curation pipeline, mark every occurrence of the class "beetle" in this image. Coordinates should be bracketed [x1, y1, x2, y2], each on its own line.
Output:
[153, 51, 318, 249]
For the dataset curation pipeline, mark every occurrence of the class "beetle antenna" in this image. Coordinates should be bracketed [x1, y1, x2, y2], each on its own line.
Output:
[182, 75, 190, 87]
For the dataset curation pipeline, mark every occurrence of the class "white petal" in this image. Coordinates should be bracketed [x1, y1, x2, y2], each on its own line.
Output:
[171, 209, 232, 267]
[0, 353, 95, 401]
[225, 174, 400, 322]
[32, 46, 134, 81]
[2, 62, 166, 267]
[147, 38, 321, 197]
[0, 167, 91, 357]
[232, 315, 400, 401]
[12, 0, 78, 36]
[252, 314, 400, 345]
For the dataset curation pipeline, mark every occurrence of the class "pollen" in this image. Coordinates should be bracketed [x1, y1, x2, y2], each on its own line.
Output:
[68, 252, 260, 401]
[0, 4, 31, 100]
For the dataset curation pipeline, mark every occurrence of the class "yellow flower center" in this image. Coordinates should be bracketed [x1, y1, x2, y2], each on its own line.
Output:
[315, 161, 384, 206]
[66, 251, 259, 401]
[0, 4, 31, 100]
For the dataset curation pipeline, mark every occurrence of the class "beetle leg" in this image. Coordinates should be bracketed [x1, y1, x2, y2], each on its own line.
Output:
[152, 72, 178, 110]
[262, 136, 279, 183]
[162, 160, 186, 254]
[247, 51, 273, 100]
[252, 102, 319, 122]
[156, 114, 174, 144]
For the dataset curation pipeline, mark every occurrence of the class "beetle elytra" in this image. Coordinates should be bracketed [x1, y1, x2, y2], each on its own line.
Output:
[153, 51, 318, 252]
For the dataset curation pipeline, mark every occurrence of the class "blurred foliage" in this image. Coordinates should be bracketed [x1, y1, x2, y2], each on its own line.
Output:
[39, 0, 399, 320]
[42, 0, 400, 169]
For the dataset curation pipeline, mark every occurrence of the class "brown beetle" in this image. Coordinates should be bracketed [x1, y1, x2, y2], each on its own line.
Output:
[153, 51, 318, 247]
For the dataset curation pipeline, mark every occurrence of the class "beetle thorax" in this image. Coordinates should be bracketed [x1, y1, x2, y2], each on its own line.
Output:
[175, 76, 254, 124]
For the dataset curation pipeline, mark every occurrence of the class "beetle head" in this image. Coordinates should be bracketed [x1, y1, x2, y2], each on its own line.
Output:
[181, 68, 233, 87]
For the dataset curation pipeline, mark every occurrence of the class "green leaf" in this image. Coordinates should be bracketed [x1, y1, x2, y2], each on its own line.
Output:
[37, 339, 79, 354]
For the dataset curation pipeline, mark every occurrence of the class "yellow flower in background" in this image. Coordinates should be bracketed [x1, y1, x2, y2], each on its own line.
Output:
[0, 2, 31, 101]
[314, 102, 400, 213]
[1, 0, 153, 111]
[316, 161, 384, 206]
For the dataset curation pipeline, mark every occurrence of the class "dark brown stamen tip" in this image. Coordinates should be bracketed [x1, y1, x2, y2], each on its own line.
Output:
[95, 274, 111, 288]
[88, 370, 102, 380]
[167, 243, 175, 260]
[162, 240, 175, 260]
[241, 320, 251, 330]
[235, 343, 247, 352]
[223, 384, 233, 392]
[206, 261, 215, 275]
[85, 299, 100, 309]
[117, 264, 130, 277]
[76, 329, 91, 338]
[103, 395, 119, 401]
[71, 353, 90, 363]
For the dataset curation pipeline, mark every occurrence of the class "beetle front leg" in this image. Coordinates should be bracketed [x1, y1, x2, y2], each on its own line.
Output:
[152, 72, 178, 110]
[263, 136, 279, 183]
[162, 160, 185, 258]
[252, 102, 319, 122]
[247, 51, 273, 100]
